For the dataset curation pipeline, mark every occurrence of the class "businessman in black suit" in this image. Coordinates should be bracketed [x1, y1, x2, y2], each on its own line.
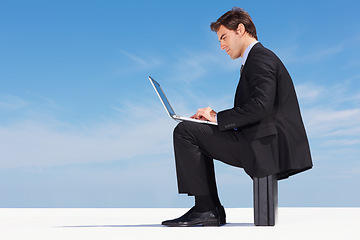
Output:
[161, 7, 312, 227]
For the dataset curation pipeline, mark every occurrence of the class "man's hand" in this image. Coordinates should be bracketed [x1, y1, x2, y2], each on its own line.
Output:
[191, 107, 217, 123]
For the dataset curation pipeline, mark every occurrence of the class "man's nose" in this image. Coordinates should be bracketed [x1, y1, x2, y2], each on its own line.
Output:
[220, 42, 225, 50]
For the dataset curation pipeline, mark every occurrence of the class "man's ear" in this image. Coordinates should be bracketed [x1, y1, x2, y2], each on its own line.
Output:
[236, 23, 245, 35]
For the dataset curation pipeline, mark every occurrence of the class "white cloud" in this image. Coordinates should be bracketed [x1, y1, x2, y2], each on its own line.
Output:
[304, 45, 344, 63]
[275, 38, 344, 65]
[322, 139, 360, 147]
[0, 101, 176, 169]
[295, 83, 324, 102]
[170, 47, 240, 83]
[0, 94, 28, 110]
[117, 49, 163, 72]
[303, 106, 360, 142]
[296, 81, 360, 152]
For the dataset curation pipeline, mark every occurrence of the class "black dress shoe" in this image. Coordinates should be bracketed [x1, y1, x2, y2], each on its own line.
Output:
[161, 206, 226, 227]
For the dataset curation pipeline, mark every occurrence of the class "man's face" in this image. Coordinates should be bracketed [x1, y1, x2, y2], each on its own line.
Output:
[217, 25, 244, 59]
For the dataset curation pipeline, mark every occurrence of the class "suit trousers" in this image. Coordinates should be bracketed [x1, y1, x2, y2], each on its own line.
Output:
[173, 121, 254, 196]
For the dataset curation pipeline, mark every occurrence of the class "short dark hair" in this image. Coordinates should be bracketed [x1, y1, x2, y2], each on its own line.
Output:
[210, 7, 258, 40]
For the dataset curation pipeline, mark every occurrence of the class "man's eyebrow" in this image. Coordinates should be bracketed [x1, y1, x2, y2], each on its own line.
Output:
[219, 34, 226, 41]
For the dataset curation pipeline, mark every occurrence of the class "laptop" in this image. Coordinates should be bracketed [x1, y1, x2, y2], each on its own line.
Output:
[148, 76, 218, 125]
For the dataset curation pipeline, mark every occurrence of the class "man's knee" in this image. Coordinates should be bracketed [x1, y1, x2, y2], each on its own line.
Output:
[174, 121, 197, 139]
[174, 122, 187, 136]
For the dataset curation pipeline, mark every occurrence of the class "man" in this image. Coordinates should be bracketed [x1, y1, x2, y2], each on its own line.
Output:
[161, 7, 312, 227]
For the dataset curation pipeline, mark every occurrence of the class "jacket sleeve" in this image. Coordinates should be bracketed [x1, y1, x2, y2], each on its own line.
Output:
[217, 53, 278, 132]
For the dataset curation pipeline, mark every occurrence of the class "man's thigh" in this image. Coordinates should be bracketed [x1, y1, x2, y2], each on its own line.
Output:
[174, 121, 254, 168]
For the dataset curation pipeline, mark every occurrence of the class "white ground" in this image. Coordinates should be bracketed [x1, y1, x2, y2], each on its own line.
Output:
[0, 208, 359, 240]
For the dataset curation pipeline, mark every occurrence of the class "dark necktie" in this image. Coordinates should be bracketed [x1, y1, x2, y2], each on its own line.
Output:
[240, 64, 244, 74]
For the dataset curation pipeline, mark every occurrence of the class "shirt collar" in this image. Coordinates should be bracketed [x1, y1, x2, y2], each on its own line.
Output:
[241, 40, 258, 66]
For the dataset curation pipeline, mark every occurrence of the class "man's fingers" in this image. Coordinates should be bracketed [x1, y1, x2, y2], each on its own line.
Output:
[190, 107, 215, 121]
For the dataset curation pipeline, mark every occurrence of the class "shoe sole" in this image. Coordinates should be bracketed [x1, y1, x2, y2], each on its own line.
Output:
[163, 219, 226, 227]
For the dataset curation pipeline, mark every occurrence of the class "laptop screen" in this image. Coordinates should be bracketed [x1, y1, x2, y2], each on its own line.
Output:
[149, 77, 176, 117]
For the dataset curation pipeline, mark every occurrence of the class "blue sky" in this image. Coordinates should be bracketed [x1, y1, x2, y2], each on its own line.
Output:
[0, 0, 359, 208]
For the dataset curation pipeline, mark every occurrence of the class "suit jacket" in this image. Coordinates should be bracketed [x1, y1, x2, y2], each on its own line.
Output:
[217, 43, 312, 180]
